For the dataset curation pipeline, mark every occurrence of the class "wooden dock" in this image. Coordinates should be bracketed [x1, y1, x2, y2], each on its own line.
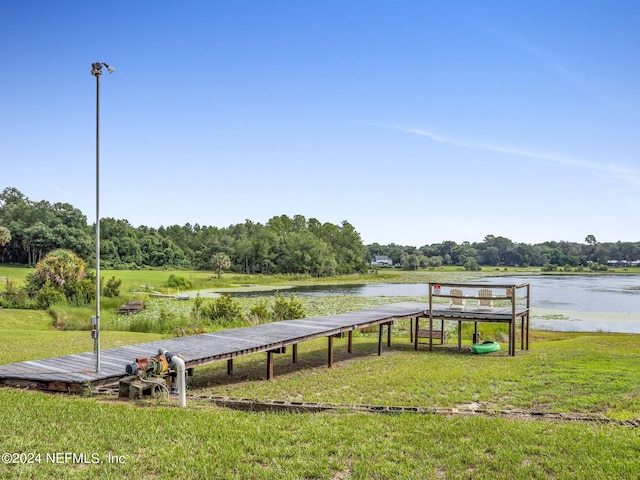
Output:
[414, 306, 530, 356]
[0, 302, 429, 392]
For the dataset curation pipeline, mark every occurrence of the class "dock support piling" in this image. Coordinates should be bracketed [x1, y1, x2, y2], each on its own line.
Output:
[267, 351, 274, 380]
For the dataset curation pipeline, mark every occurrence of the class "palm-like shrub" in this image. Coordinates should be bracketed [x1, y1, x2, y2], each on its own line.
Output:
[25, 249, 95, 307]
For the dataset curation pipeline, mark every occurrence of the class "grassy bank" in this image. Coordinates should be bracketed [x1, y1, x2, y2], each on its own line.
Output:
[185, 331, 640, 420]
[2, 386, 639, 480]
[2, 305, 640, 478]
[0, 264, 517, 296]
[3, 264, 639, 295]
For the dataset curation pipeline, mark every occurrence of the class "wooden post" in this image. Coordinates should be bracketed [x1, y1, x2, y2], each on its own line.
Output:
[267, 351, 274, 380]
[409, 317, 414, 344]
[525, 283, 531, 350]
[509, 322, 515, 356]
[347, 330, 353, 353]
[328, 336, 334, 368]
[292, 343, 298, 364]
[429, 317, 433, 351]
[414, 316, 419, 350]
[428, 284, 438, 351]
[457, 321, 462, 350]
[528, 284, 531, 350]
[227, 358, 233, 376]
[387, 321, 392, 346]
[511, 285, 517, 356]
[378, 324, 384, 355]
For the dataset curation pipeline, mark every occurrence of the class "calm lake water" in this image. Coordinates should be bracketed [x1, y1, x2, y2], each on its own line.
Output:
[278, 275, 640, 333]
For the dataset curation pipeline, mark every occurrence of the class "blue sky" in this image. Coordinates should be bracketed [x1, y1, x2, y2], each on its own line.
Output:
[1, 1, 639, 246]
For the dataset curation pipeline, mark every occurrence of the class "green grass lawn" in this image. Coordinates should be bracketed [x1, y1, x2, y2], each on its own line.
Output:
[2, 386, 639, 480]
[1, 302, 640, 478]
[0, 308, 165, 364]
[0, 265, 32, 287]
[185, 329, 640, 420]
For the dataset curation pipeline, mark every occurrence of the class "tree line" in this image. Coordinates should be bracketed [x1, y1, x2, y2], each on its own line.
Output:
[0, 187, 368, 275]
[1, 187, 638, 274]
[368, 234, 640, 271]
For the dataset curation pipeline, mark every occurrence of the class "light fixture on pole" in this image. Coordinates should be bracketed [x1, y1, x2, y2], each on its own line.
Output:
[90, 62, 114, 373]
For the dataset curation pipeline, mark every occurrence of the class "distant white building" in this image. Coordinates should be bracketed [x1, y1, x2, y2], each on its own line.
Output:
[371, 255, 393, 267]
[607, 260, 640, 268]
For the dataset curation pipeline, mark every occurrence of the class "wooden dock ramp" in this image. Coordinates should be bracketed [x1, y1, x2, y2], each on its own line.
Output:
[0, 302, 429, 392]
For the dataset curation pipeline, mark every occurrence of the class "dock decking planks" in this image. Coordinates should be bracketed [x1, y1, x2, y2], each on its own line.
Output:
[0, 302, 429, 391]
[0, 301, 531, 392]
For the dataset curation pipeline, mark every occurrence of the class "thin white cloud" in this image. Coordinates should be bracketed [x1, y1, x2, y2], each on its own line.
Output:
[484, 28, 636, 114]
[397, 126, 640, 189]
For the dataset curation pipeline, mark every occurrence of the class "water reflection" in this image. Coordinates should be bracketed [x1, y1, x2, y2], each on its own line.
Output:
[479, 275, 640, 314]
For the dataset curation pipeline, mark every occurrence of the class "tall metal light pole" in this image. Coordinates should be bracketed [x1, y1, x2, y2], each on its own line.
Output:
[90, 62, 114, 373]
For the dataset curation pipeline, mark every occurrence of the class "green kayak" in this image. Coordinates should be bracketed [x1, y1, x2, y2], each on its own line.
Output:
[472, 341, 501, 354]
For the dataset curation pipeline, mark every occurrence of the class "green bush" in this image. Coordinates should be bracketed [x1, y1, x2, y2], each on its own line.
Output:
[272, 293, 306, 321]
[103, 276, 122, 297]
[248, 298, 271, 324]
[201, 295, 243, 324]
[463, 258, 481, 271]
[64, 278, 96, 306]
[34, 285, 65, 309]
[166, 274, 191, 289]
[0, 279, 30, 308]
[22, 250, 95, 307]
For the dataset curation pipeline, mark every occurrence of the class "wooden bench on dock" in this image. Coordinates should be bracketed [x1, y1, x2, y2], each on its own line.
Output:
[409, 317, 448, 345]
[416, 328, 448, 344]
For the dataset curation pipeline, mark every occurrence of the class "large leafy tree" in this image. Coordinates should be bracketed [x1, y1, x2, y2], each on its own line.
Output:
[584, 234, 599, 263]
[275, 230, 337, 276]
[139, 234, 190, 268]
[0, 188, 90, 265]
